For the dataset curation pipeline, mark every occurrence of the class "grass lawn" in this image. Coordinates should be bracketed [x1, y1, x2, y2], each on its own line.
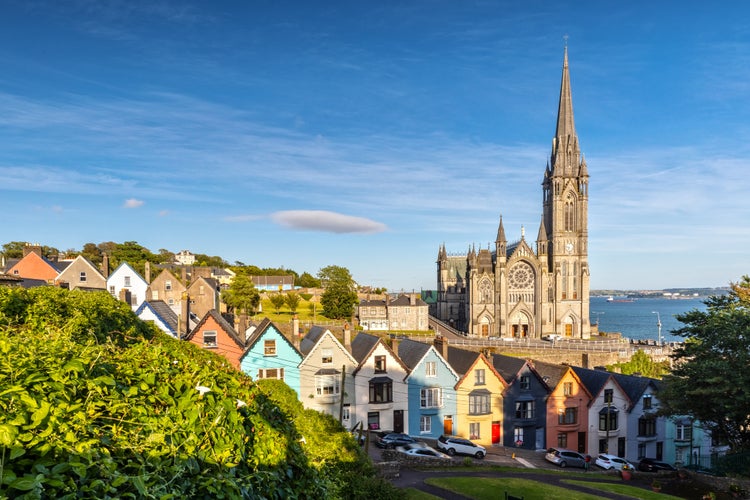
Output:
[420, 476, 685, 500]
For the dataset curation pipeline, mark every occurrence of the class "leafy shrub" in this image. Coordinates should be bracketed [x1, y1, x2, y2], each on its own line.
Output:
[0, 287, 326, 498]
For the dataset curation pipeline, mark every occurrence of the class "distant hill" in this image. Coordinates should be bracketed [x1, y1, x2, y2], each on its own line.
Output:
[592, 287, 730, 298]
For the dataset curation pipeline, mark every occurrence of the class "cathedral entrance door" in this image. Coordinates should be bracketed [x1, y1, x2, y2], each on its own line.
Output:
[565, 324, 573, 337]
[511, 313, 530, 338]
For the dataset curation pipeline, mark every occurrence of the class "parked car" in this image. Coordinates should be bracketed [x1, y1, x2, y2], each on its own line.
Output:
[436, 435, 486, 459]
[595, 453, 636, 471]
[637, 458, 677, 472]
[544, 448, 589, 468]
[396, 443, 451, 460]
[542, 334, 563, 342]
[376, 432, 419, 449]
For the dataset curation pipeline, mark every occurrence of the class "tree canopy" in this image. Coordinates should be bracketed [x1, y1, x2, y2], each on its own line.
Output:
[318, 265, 359, 320]
[221, 272, 260, 316]
[659, 276, 750, 451]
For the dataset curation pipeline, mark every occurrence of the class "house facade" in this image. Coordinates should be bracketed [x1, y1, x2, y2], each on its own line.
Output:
[6, 248, 64, 282]
[492, 354, 550, 450]
[397, 338, 459, 440]
[536, 361, 592, 454]
[107, 262, 149, 309]
[351, 333, 409, 433]
[187, 277, 221, 320]
[146, 269, 187, 309]
[298, 326, 358, 426]
[240, 319, 302, 395]
[183, 310, 246, 369]
[56, 255, 106, 290]
[358, 294, 429, 331]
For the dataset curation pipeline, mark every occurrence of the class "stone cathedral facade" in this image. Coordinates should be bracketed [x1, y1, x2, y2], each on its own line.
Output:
[436, 48, 591, 339]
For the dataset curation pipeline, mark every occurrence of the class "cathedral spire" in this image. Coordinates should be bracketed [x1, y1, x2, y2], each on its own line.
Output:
[496, 215, 506, 243]
[555, 44, 576, 140]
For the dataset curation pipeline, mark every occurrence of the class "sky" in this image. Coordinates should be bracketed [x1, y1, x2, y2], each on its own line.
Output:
[1, 1, 749, 292]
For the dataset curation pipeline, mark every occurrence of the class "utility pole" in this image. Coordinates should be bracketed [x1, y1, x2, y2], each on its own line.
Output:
[338, 364, 346, 423]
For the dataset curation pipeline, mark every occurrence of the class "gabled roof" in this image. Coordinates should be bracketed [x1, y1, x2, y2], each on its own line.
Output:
[359, 298, 386, 307]
[611, 372, 659, 411]
[56, 255, 105, 281]
[388, 294, 427, 307]
[300, 325, 328, 355]
[350, 332, 409, 376]
[184, 309, 245, 350]
[135, 300, 179, 334]
[299, 328, 357, 366]
[188, 276, 219, 290]
[108, 262, 147, 283]
[529, 359, 571, 392]
[572, 366, 632, 408]
[489, 353, 527, 384]
[241, 317, 301, 359]
[444, 345, 481, 376]
[398, 338, 459, 383]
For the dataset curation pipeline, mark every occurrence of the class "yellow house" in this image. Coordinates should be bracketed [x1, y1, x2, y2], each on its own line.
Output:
[434, 338, 506, 447]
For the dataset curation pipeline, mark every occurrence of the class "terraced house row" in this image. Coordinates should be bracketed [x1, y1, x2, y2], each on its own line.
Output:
[192, 314, 727, 469]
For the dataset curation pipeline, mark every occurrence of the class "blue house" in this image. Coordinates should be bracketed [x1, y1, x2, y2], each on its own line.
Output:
[239, 318, 303, 395]
[396, 338, 459, 439]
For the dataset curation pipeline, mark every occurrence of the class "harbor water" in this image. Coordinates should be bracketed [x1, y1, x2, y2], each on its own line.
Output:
[590, 296, 707, 343]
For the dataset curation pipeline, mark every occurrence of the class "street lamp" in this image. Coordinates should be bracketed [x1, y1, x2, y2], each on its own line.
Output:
[652, 311, 662, 345]
[593, 311, 604, 327]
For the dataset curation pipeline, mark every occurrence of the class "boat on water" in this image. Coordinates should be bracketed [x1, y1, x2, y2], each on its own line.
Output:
[607, 296, 636, 303]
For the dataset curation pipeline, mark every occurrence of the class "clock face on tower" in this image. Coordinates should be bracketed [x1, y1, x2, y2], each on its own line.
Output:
[509, 263, 534, 288]
[565, 242, 574, 254]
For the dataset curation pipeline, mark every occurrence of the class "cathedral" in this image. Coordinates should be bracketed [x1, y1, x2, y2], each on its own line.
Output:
[436, 48, 591, 340]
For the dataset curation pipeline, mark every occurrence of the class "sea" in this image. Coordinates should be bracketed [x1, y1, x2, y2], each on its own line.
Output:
[590, 296, 707, 343]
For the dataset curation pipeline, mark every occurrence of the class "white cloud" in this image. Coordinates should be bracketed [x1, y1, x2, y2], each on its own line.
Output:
[270, 210, 387, 234]
[123, 198, 144, 208]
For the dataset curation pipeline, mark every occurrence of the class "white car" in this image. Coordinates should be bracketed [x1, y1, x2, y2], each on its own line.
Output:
[436, 435, 486, 459]
[595, 453, 636, 471]
[396, 443, 451, 460]
[542, 334, 563, 342]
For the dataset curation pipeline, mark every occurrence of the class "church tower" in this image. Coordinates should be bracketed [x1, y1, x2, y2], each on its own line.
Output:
[542, 45, 591, 338]
[435, 46, 591, 339]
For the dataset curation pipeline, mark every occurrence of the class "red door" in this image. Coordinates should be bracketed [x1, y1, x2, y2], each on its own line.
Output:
[491, 421, 501, 445]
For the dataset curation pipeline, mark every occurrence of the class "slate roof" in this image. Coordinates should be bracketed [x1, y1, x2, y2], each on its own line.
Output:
[359, 298, 386, 307]
[611, 372, 658, 410]
[571, 366, 612, 398]
[136, 300, 179, 334]
[445, 345, 481, 376]
[396, 338, 432, 370]
[350, 332, 381, 363]
[300, 325, 328, 355]
[388, 294, 427, 307]
[530, 359, 571, 392]
[489, 353, 527, 384]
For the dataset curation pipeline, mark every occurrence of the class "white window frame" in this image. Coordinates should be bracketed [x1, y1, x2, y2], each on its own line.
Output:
[321, 348, 333, 364]
[124, 276, 131, 287]
[470, 422, 481, 440]
[257, 368, 284, 380]
[475, 369, 485, 385]
[264, 340, 277, 356]
[203, 330, 217, 348]
[519, 375, 530, 390]
[420, 387, 442, 408]
[420, 415, 431, 434]
[79, 271, 87, 282]
[315, 374, 340, 396]
[425, 361, 436, 377]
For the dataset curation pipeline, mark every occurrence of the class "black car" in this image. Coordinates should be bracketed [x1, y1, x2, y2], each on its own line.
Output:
[637, 458, 677, 472]
[376, 432, 418, 449]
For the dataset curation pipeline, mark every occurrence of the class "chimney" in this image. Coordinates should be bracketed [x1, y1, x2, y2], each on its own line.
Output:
[179, 292, 190, 337]
[144, 261, 151, 283]
[238, 313, 248, 340]
[23, 243, 42, 257]
[118, 288, 132, 306]
[434, 335, 448, 360]
[392, 337, 400, 356]
[343, 322, 352, 351]
[181, 267, 188, 284]
[410, 294, 416, 306]
[293, 315, 300, 346]
[101, 253, 110, 278]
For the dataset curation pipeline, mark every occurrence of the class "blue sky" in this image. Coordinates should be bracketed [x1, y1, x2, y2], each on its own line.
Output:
[1, 1, 748, 291]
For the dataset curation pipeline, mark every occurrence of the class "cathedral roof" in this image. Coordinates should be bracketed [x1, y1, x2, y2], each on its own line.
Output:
[555, 45, 576, 140]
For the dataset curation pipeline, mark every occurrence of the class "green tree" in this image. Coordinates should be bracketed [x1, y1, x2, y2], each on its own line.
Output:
[221, 273, 260, 316]
[298, 271, 321, 288]
[659, 276, 750, 451]
[285, 292, 301, 313]
[269, 293, 286, 314]
[1, 241, 26, 258]
[81, 242, 103, 265]
[318, 265, 358, 320]
[607, 350, 670, 379]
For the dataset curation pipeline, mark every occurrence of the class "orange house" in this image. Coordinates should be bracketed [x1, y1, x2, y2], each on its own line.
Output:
[535, 361, 593, 454]
[7, 251, 62, 282]
[183, 310, 246, 369]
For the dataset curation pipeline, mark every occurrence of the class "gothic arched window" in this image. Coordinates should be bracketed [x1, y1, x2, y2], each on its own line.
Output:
[564, 193, 576, 232]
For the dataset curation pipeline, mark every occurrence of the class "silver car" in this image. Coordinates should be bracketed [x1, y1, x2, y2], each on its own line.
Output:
[436, 435, 486, 459]
[544, 447, 589, 468]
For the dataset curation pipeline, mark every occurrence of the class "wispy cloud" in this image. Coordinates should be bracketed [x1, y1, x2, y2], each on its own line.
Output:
[270, 210, 387, 234]
[123, 198, 144, 208]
